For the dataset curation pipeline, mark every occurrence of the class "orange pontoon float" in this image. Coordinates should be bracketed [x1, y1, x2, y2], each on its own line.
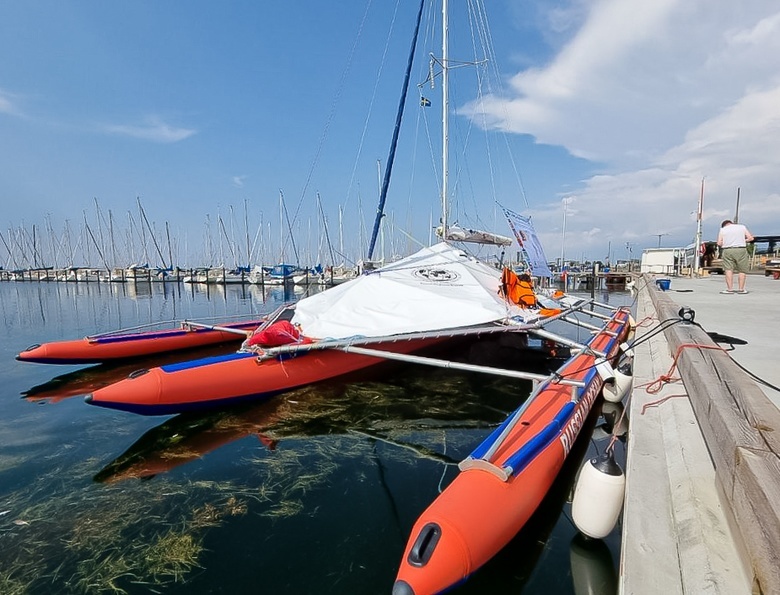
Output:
[84, 333, 448, 415]
[16, 318, 263, 365]
[392, 306, 632, 595]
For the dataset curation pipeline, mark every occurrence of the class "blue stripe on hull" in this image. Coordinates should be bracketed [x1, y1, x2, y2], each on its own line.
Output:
[160, 351, 255, 373]
[85, 388, 285, 416]
[467, 313, 625, 468]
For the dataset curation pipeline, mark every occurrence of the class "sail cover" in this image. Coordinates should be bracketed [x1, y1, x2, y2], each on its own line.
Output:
[437, 224, 513, 246]
[292, 242, 527, 339]
[502, 208, 553, 278]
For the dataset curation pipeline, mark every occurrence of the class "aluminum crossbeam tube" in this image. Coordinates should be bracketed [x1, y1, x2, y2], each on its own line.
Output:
[529, 327, 607, 358]
[181, 321, 253, 336]
[339, 345, 586, 387]
[561, 316, 603, 333]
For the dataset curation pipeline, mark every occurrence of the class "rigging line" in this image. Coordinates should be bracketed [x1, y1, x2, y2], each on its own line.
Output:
[368, 0, 426, 261]
[397, 3, 437, 256]
[476, 0, 531, 209]
[345, 0, 402, 217]
[289, 0, 375, 231]
[460, 0, 497, 230]
[279, 191, 300, 265]
[415, 7, 443, 229]
[394, 224, 427, 252]
[316, 192, 337, 266]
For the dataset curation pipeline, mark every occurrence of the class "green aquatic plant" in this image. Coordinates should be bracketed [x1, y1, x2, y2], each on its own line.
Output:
[0, 470, 257, 593]
[72, 552, 136, 594]
[143, 530, 203, 583]
[261, 498, 304, 519]
[0, 565, 34, 595]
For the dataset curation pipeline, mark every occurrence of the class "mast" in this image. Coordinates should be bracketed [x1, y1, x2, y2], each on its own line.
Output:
[366, 0, 426, 261]
[108, 211, 117, 271]
[166, 221, 173, 270]
[137, 197, 168, 269]
[693, 178, 704, 277]
[244, 199, 251, 268]
[279, 191, 284, 263]
[734, 186, 741, 223]
[441, 0, 449, 238]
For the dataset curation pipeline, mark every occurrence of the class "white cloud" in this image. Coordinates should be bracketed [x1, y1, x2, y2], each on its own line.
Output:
[466, 0, 780, 255]
[103, 115, 196, 143]
[0, 88, 23, 116]
[232, 175, 248, 188]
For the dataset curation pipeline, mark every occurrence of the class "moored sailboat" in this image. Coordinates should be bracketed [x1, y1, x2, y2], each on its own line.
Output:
[84, 0, 561, 416]
[85, 241, 566, 414]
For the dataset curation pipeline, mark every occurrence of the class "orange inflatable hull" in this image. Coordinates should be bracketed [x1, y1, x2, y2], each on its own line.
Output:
[393, 307, 631, 595]
[16, 320, 262, 364]
[86, 336, 446, 415]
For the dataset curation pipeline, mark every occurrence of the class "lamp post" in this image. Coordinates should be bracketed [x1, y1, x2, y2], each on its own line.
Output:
[654, 233, 670, 248]
[625, 242, 633, 272]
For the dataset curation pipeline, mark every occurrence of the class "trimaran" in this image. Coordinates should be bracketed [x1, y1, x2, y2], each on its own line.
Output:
[17, 3, 635, 592]
[83, 0, 570, 416]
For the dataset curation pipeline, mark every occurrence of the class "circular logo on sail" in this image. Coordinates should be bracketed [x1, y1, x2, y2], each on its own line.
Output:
[413, 267, 460, 283]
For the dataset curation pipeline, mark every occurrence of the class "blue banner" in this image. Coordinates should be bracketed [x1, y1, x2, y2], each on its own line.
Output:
[502, 207, 553, 278]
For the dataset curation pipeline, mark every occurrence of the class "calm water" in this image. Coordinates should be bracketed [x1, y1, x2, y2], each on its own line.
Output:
[0, 280, 631, 594]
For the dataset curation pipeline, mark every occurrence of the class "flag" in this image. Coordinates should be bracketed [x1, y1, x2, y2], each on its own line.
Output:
[502, 207, 553, 278]
[420, 96, 431, 107]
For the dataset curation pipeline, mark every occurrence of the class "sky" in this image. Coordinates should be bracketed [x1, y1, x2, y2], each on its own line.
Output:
[1, 0, 779, 269]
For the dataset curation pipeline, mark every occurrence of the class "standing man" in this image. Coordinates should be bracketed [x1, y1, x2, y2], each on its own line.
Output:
[717, 219, 754, 294]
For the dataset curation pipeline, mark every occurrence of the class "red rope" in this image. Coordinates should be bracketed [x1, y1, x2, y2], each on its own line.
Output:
[635, 315, 657, 328]
[642, 342, 728, 395]
[640, 393, 688, 415]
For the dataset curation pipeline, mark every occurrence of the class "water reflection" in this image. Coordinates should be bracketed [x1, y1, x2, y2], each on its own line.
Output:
[2, 279, 311, 339]
[569, 533, 618, 595]
[93, 366, 529, 484]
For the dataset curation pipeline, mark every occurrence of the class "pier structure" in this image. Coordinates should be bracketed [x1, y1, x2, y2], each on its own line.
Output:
[623, 273, 780, 593]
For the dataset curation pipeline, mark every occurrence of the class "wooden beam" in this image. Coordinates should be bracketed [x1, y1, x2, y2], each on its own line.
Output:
[645, 275, 780, 593]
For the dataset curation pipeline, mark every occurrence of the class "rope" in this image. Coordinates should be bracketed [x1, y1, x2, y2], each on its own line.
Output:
[640, 394, 688, 415]
[605, 392, 632, 455]
[635, 315, 658, 327]
[642, 342, 729, 395]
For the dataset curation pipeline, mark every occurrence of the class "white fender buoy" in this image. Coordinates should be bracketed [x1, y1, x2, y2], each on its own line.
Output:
[572, 451, 626, 539]
[602, 362, 633, 403]
[590, 424, 612, 441]
[600, 401, 628, 438]
[569, 533, 618, 595]
[626, 314, 637, 342]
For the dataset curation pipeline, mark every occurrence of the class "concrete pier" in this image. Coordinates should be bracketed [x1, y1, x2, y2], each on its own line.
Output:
[621, 272, 780, 594]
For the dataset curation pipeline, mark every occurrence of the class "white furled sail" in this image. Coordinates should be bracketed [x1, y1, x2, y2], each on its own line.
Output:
[435, 224, 513, 247]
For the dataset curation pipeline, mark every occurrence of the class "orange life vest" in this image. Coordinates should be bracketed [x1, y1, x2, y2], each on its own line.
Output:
[499, 268, 537, 308]
[500, 268, 563, 316]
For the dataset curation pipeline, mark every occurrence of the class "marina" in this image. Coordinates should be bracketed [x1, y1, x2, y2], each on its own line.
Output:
[3, 0, 780, 593]
[5, 263, 780, 595]
[1, 279, 632, 594]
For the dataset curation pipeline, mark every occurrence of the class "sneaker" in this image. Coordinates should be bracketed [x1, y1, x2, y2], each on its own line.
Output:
[720, 290, 734, 294]
[736, 289, 749, 294]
